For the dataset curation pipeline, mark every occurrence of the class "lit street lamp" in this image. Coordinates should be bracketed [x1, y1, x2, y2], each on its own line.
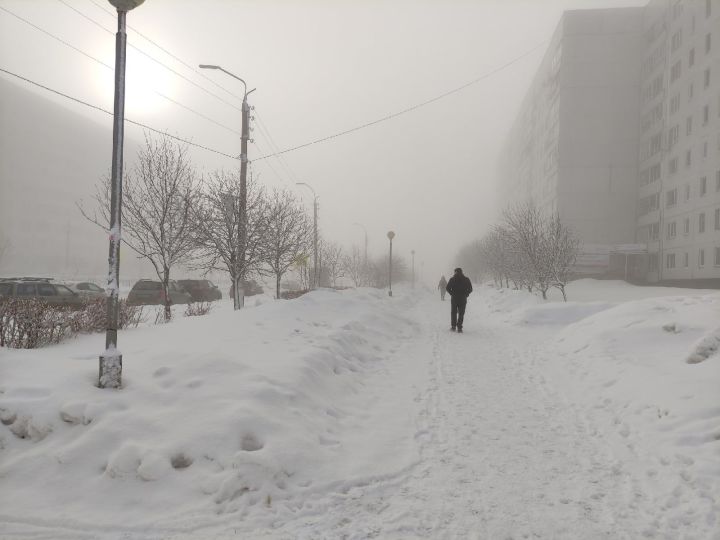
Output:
[296, 182, 319, 289]
[387, 231, 395, 297]
[199, 64, 255, 310]
[99, 0, 145, 389]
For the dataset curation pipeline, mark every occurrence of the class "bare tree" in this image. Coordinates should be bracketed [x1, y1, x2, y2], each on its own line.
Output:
[342, 245, 364, 287]
[544, 213, 580, 301]
[502, 202, 552, 299]
[190, 170, 267, 309]
[320, 240, 344, 287]
[80, 133, 199, 321]
[261, 189, 312, 299]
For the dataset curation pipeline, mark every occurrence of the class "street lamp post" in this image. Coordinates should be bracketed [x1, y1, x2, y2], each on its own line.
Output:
[411, 249, 416, 289]
[296, 183, 318, 289]
[199, 64, 255, 310]
[99, 0, 145, 389]
[387, 231, 395, 297]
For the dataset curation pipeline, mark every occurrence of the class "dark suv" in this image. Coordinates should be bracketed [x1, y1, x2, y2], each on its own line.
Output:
[0, 279, 85, 308]
[177, 279, 222, 302]
[127, 279, 192, 306]
[229, 279, 264, 298]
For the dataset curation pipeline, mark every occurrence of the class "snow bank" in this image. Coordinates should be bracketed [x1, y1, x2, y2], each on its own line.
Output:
[0, 287, 424, 535]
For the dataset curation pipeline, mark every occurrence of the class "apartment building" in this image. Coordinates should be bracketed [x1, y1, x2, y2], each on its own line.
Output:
[499, 8, 644, 254]
[637, 0, 720, 281]
[500, 0, 720, 283]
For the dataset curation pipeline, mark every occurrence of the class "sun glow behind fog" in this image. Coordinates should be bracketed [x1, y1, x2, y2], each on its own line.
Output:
[94, 45, 175, 116]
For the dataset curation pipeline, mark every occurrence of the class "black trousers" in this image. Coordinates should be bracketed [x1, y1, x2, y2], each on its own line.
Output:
[451, 297, 467, 328]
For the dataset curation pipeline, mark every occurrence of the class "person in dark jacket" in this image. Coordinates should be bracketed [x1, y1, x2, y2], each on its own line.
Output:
[445, 267, 472, 332]
[438, 275, 447, 301]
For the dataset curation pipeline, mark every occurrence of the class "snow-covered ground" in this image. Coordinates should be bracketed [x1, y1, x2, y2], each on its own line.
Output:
[0, 280, 718, 539]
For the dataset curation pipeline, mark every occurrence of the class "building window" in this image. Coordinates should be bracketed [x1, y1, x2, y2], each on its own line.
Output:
[701, 176, 708, 196]
[650, 222, 660, 240]
[699, 212, 706, 233]
[671, 60, 682, 82]
[668, 125, 679, 148]
[716, 170, 720, 191]
[667, 188, 678, 207]
[689, 48, 695, 67]
[703, 141, 708, 158]
[704, 68, 711, 89]
[684, 217, 691, 234]
[707, 0, 712, 17]
[669, 157, 679, 174]
[671, 31, 682, 53]
[715, 248, 720, 267]
[686, 149, 692, 168]
[699, 249, 705, 267]
[666, 253, 676, 269]
[684, 252, 689, 267]
[715, 208, 720, 230]
[671, 94, 681, 114]
[667, 221, 677, 238]
[685, 184, 691, 201]
[703, 105, 709, 125]
[650, 133, 663, 155]
[706, 33, 712, 54]
[689, 83, 694, 100]
[687, 115, 693, 135]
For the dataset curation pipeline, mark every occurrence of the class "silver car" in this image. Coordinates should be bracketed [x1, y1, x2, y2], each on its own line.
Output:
[64, 281, 106, 300]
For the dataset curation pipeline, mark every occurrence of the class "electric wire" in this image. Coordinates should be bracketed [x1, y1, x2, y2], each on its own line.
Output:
[0, 5, 242, 137]
[86, 0, 245, 104]
[0, 67, 240, 161]
[56, 0, 243, 113]
[252, 41, 547, 161]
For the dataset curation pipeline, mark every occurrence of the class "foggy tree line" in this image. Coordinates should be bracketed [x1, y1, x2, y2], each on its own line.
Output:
[456, 203, 580, 301]
[80, 133, 410, 320]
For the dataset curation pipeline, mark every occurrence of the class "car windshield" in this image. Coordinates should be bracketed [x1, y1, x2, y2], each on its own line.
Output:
[136, 281, 161, 290]
[56, 285, 75, 296]
[86, 283, 104, 292]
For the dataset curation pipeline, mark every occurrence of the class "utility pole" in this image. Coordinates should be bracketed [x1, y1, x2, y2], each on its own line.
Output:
[387, 231, 395, 297]
[411, 249, 415, 289]
[198, 64, 255, 309]
[313, 198, 319, 288]
[99, 0, 145, 389]
[296, 182, 318, 289]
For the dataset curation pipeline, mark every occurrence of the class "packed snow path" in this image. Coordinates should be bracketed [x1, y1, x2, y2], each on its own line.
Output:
[259, 293, 636, 539]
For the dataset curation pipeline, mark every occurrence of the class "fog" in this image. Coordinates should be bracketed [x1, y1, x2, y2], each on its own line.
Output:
[1, 0, 646, 285]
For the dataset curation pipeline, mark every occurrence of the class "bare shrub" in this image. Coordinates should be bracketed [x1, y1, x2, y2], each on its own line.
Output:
[184, 302, 213, 317]
[0, 298, 145, 349]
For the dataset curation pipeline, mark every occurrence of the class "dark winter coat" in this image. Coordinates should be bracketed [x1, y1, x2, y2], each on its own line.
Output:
[446, 273, 472, 299]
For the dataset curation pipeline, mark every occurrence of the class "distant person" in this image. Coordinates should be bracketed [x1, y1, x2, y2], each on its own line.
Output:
[445, 267, 472, 333]
[438, 275, 447, 301]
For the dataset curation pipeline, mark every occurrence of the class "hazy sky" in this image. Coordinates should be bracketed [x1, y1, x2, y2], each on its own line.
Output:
[0, 0, 647, 284]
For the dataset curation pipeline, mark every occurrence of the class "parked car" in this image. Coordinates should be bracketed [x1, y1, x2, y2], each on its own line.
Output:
[177, 279, 222, 302]
[127, 279, 192, 306]
[229, 279, 264, 298]
[64, 281, 106, 300]
[0, 279, 85, 308]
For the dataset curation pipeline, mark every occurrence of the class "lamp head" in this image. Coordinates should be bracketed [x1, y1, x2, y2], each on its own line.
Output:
[108, 0, 145, 11]
[387, 231, 395, 240]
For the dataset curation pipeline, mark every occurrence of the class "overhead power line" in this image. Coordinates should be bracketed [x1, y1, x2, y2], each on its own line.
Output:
[0, 67, 239, 161]
[56, 0, 243, 113]
[86, 0, 245, 104]
[0, 4, 241, 137]
[252, 41, 547, 161]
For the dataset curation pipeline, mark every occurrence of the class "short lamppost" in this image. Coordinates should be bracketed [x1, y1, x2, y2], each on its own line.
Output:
[99, 0, 145, 389]
[198, 64, 255, 310]
[296, 182, 318, 289]
[411, 250, 416, 289]
[387, 231, 395, 297]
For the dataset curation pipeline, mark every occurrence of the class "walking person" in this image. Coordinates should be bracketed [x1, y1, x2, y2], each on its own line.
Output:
[438, 275, 447, 301]
[446, 267, 472, 332]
